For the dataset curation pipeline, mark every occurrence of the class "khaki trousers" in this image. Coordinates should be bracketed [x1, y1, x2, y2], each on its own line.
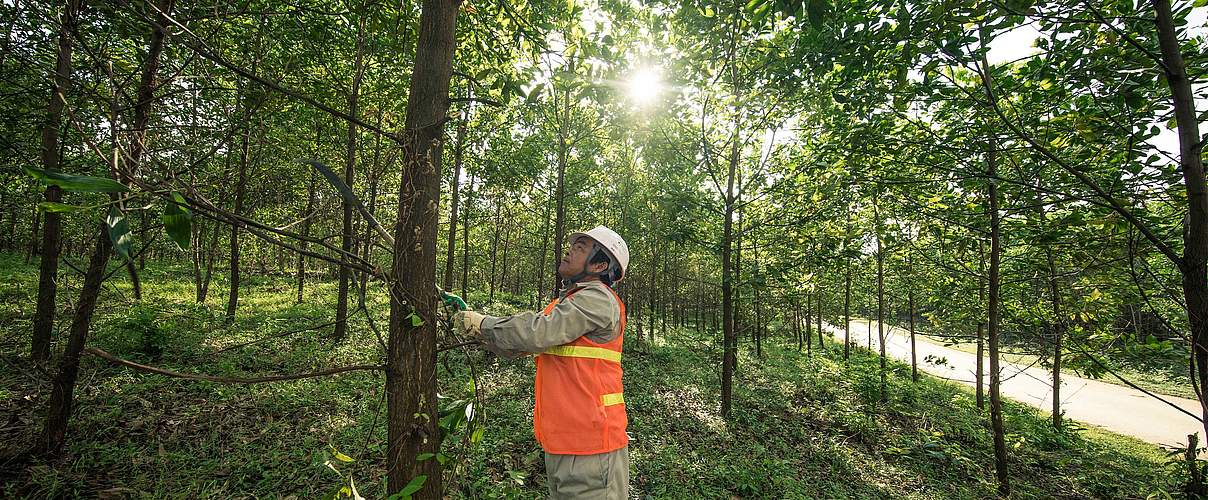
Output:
[544, 446, 629, 499]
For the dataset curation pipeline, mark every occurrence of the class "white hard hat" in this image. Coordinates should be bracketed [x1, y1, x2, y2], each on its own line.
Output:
[569, 225, 629, 281]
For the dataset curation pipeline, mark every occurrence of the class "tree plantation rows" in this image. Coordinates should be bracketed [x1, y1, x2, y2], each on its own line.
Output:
[1, 0, 1206, 497]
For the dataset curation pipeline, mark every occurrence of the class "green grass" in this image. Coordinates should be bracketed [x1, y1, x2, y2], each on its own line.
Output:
[0, 254, 1189, 498]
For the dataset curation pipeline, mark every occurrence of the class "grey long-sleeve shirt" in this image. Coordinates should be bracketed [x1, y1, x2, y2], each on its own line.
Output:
[478, 280, 622, 356]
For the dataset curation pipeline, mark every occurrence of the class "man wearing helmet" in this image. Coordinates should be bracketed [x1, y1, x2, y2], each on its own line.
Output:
[453, 225, 631, 499]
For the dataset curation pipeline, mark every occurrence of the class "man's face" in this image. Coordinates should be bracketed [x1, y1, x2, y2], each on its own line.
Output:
[558, 237, 609, 279]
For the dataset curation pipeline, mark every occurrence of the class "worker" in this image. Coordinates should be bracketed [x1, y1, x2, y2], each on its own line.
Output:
[452, 225, 630, 500]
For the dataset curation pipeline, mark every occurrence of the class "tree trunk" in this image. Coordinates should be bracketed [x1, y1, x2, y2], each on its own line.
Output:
[39, 224, 111, 453]
[443, 106, 466, 291]
[551, 84, 570, 297]
[980, 47, 1010, 494]
[31, 0, 82, 365]
[297, 168, 317, 304]
[909, 252, 917, 383]
[805, 293, 812, 354]
[1047, 247, 1062, 428]
[816, 286, 823, 349]
[26, 206, 40, 264]
[977, 239, 986, 410]
[334, 18, 367, 342]
[875, 199, 887, 403]
[225, 112, 253, 324]
[1152, 0, 1208, 442]
[844, 244, 851, 361]
[385, 0, 458, 495]
[461, 172, 473, 300]
[41, 0, 173, 450]
[720, 93, 739, 418]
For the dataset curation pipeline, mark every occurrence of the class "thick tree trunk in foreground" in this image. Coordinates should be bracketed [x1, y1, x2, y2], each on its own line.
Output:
[1153, 0, 1208, 442]
[386, 0, 458, 496]
[31, 0, 82, 365]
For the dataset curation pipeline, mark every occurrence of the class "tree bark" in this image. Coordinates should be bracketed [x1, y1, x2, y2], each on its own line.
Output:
[297, 168, 317, 304]
[909, 251, 917, 383]
[977, 239, 986, 410]
[31, 0, 82, 365]
[1047, 247, 1062, 428]
[335, 18, 367, 342]
[876, 203, 887, 403]
[443, 105, 466, 291]
[551, 83, 570, 297]
[39, 224, 111, 453]
[385, 0, 458, 496]
[1152, 0, 1208, 441]
[980, 48, 1011, 494]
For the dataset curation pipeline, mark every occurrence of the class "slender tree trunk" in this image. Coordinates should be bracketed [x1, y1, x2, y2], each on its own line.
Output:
[488, 208, 500, 302]
[443, 107, 466, 291]
[31, 0, 82, 365]
[297, 169, 317, 304]
[360, 112, 384, 297]
[551, 85, 570, 297]
[875, 199, 887, 403]
[805, 293, 812, 354]
[720, 76, 740, 418]
[41, 0, 173, 451]
[461, 173, 473, 300]
[909, 252, 917, 383]
[980, 47, 1010, 494]
[1047, 247, 1062, 428]
[39, 224, 111, 453]
[386, 0, 458, 495]
[26, 206, 40, 264]
[1153, 0, 1208, 441]
[225, 113, 252, 324]
[816, 287, 823, 348]
[844, 243, 851, 361]
[977, 239, 986, 410]
[334, 18, 367, 341]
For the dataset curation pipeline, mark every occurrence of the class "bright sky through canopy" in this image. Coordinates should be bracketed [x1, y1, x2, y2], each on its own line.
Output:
[626, 67, 662, 106]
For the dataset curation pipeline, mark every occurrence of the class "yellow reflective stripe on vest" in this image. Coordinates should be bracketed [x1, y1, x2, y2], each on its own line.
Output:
[542, 345, 622, 363]
[602, 392, 625, 406]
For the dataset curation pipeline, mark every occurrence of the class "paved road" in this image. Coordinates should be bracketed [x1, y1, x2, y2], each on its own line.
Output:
[824, 319, 1203, 449]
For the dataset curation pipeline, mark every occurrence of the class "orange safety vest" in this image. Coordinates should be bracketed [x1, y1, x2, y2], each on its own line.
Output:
[533, 285, 628, 455]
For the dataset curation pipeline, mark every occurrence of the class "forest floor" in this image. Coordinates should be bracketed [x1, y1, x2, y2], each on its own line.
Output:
[827, 320, 1202, 450]
[0, 254, 1189, 498]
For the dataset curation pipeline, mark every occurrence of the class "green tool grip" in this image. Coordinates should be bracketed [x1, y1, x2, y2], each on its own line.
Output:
[441, 291, 467, 312]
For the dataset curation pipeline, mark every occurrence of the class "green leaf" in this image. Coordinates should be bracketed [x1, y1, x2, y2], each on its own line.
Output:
[470, 427, 485, 444]
[107, 206, 133, 262]
[329, 445, 354, 463]
[384, 475, 427, 500]
[415, 452, 436, 461]
[162, 192, 192, 251]
[38, 202, 88, 213]
[25, 166, 129, 193]
[407, 313, 424, 327]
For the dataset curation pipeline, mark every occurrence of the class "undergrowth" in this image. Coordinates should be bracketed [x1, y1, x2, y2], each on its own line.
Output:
[0, 254, 1185, 498]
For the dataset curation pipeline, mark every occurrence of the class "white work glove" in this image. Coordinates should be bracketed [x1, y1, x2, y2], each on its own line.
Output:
[452, 310, 485, 337]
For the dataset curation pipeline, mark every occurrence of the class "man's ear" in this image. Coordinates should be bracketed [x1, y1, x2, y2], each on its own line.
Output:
[589, 261, 609, 274]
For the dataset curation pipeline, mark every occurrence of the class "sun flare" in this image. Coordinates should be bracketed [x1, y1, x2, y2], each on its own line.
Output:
[625, 67, 662, 106]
